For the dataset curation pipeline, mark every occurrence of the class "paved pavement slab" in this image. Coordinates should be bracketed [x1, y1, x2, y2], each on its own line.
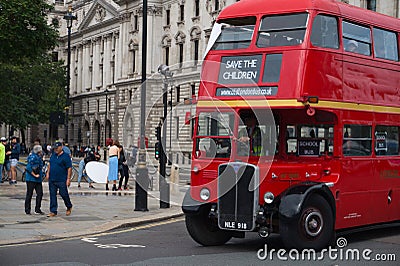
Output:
[0, 180, 186, 245]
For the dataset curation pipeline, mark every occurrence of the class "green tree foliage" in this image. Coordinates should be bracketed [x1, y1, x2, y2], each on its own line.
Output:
[0, 0, 66, 129]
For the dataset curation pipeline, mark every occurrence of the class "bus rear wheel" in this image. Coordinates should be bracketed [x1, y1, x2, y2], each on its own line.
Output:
[280, 194, 334, 250]
[185, 206, 232, 246]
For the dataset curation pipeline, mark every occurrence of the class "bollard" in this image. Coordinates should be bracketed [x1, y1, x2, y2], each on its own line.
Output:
[170, 163, 180, 194]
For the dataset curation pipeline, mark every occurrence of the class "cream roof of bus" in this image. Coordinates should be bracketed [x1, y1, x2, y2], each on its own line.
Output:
[218, 0, 399, 32]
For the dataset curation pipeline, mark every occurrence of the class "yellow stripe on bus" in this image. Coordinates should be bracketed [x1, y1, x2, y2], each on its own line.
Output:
[196, 99, 400, 114]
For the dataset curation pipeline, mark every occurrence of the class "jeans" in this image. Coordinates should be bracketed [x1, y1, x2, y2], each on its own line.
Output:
[25, 181, 43, 214]
[0, 164, 3, 181]
[118, 164, 129, 189]
[49, 181, 72, 214]
[78, 159, 92, 184]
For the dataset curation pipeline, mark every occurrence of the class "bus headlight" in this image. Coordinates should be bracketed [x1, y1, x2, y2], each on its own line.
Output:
[264, 192, 274, 204]
[200, 188, 210, 201]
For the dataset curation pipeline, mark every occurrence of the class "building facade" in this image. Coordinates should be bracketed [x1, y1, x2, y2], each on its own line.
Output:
[13, 0, 397, 162]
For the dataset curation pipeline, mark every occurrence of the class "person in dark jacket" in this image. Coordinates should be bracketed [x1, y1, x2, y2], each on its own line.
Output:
[24, 145, 45, 215]
[117, 146, 130, 190]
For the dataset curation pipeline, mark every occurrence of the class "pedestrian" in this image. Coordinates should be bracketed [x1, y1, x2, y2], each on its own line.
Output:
[0, 137, 5, 183]
[106, 139, 119, 191]
[46, 141, 73, 217]
[117, 146, 130, 190]
[78, 148, 96, 189]
[24, 145, 45, 215]
[10, 136, 21, 184]
[3, 138, 11, 182]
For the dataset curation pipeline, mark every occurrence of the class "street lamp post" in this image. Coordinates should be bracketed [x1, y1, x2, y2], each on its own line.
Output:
[135, 0, 149, 211]
[64, 6, 77, 144]
[104, 88, 109, 160]
[158, 64, 171, 208]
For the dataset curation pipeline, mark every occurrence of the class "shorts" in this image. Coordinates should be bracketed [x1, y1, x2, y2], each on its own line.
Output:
[10, 159, 18, 167]
[3, 160, 10, 171]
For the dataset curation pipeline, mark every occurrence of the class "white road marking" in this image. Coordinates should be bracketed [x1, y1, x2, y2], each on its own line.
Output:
[93, 243, 146, 249]
[81, 237, 98, 243]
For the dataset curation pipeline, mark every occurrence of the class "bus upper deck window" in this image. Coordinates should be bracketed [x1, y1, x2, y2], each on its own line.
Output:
[311, 15, 339, 49]
[211, 17, 256, 51]
[257, 13, 308, 48]
[342, 21, 371, 56]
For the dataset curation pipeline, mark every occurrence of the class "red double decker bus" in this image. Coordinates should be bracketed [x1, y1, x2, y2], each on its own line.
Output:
[182, 0, 400, 250]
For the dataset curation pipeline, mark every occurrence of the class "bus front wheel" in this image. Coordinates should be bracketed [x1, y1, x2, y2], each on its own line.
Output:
[280, 194, 334, 250]
[185, 206, 232, 246]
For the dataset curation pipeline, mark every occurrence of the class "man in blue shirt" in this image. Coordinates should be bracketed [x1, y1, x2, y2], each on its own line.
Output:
[46, 141, 73, 217]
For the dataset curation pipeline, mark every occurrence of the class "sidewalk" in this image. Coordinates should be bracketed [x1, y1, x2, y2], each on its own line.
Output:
[0, 181, 186, 245]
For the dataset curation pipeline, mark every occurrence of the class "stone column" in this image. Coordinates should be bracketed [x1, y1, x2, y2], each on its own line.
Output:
[92, 37, 100, 89]
[83, 40, 91, 91]
[104, 33, 112, 87]
[71, 46, 77, 95]
[76, 44, 83, 94]
[115, 30, 121, 81]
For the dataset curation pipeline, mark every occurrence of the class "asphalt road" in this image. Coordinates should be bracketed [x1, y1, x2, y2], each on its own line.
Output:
[1, 217, 399, 266]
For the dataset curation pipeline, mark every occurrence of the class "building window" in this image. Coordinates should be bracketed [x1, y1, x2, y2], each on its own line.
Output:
[108, 98, 111, 111]
[165, 46, 169, 66]
[132, 50, 136, 73]
[195, 0, 200, 17]
[87, 101, 90, 112]
[191, 84, 196, 98]
[194, 39, 199, 64]
[100, 65, 103, 87]
[367, 0, 376, 11]
[175, 116, 180, 139]
[97, 99, 100, 112]
[179, 43, 184, 68]
[176, 85, 180, 102]
[129, 89, 132, 104]
[215, 0, 220, 11]
[134, 15, 139, 31]
[180, 5, 185, 21]
[166, 9, 170, 25]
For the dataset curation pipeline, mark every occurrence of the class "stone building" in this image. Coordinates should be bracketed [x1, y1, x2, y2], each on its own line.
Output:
[7, 0, 397, 160]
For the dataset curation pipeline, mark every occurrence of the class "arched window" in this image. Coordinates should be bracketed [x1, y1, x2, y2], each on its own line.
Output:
[190, 27, 201, 65]
[162, 35, 172, 66]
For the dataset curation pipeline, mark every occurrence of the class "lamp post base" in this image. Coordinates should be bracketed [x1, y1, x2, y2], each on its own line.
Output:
[134, 160, 149, 212]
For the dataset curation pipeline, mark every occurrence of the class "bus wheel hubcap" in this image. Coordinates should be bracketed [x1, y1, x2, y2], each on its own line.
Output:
[304, 210, 323, 237]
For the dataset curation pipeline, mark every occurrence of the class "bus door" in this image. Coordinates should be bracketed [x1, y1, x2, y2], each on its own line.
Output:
[373, 125, 400, 222]
[338, 124, 374, 227]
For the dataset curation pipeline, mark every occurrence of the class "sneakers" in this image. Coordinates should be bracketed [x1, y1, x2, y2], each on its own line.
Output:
[77, 184, 81, 188]
[26, 212, 31, 215]
[89, 184, 95, 189]
[47, 212, 57, 217]
[35, 210, 45, 215]
[66, 207, 72, 216]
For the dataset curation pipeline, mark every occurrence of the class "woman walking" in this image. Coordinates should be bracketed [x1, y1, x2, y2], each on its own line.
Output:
[117, 146, 130, 190]
[25, 145, 45, 215]
[107, 140, 120, 191]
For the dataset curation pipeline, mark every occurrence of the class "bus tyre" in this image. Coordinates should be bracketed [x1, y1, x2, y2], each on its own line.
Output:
[280, 194, 334, 250]
[185, 207, 232, 246]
